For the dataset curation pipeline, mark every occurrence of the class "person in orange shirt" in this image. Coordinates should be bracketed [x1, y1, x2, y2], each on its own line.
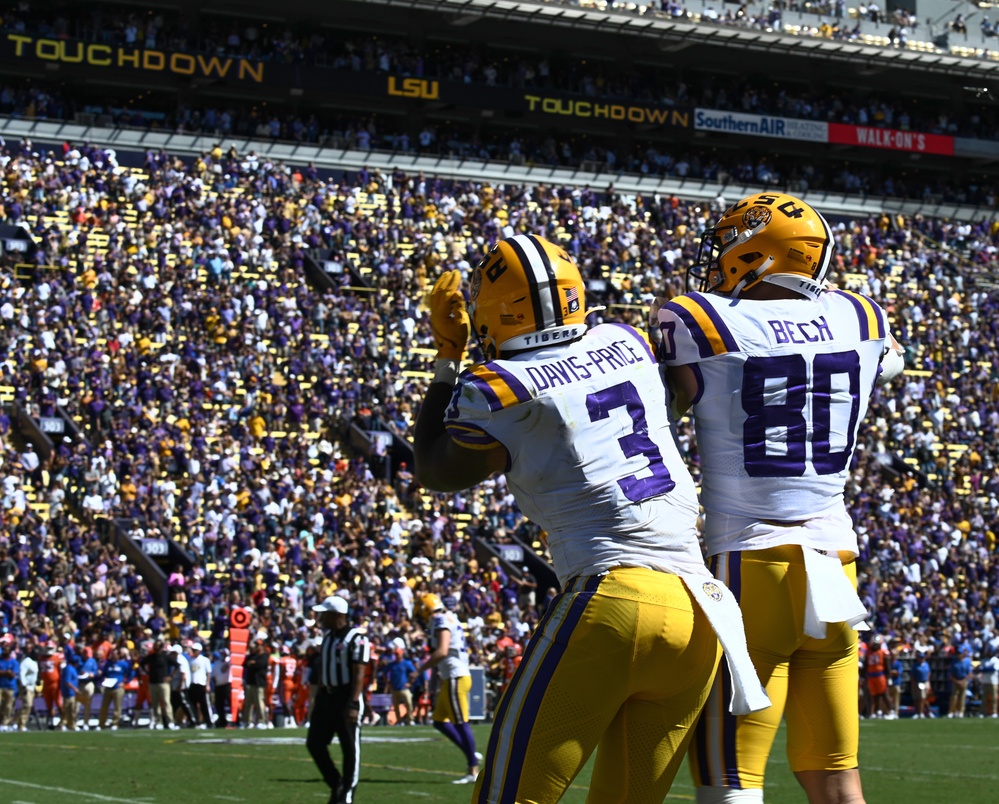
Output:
[264, 645, 278, 728]
[857, 638, 869, 718]
[94, 634, 115, 664]
[277, 644, 298, 726]
[865, 635, 891, 719]
[362, 642, 380, 726]
[501, 644, 522, 697]
[293, 647, 312, 727]
[39, 644, 63, 728]
[412, 646, 432, 726]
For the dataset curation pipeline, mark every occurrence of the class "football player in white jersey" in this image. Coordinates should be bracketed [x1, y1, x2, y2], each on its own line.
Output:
[655, 192, 905, 804]
[414, 235, 769, 804]
[417, 592, 481, 784]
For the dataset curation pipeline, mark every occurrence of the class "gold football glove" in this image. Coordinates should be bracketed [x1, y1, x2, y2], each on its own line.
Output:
[428, 269, 470, 361]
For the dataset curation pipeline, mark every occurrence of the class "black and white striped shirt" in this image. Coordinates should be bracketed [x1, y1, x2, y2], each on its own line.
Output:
[321, 627, 371, 688]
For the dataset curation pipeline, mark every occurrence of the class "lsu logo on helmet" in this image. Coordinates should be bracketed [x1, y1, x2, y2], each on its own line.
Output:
[469, 262, 483, 303]
[742, 206, 772, 230]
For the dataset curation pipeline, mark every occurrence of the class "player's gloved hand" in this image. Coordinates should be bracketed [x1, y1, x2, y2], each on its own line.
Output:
[429, 269, 470, 361]
[648, 279, 684, 344]
[648, 296, 664, 342]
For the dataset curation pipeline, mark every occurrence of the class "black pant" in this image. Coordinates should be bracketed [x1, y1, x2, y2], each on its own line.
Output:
[189, 683, 210, 725]
[306, 687, 364, 803]
[171, 688, 196, 726]
[214, 682, 232, 728]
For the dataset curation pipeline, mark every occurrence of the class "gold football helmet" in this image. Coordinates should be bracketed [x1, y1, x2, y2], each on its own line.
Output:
[688, 192, 834, 300]
[469, 234, 589, 359]
[417, 593, 442, 622]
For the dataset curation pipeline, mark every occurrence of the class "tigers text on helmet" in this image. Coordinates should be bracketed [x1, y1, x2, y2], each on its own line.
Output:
[469, 234, 588, 360]
[688, 192, 834, 301]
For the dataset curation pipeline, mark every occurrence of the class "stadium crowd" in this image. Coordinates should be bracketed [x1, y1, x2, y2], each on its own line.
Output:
[0, 129, 997, 733]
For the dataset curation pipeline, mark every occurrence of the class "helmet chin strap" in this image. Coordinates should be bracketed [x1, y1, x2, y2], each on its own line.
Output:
[474, 328, 497, 361]
[729, 256, 775, 297]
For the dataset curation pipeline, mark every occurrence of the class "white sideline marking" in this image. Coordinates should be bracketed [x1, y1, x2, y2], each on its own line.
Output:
[0, 779, 148, 803]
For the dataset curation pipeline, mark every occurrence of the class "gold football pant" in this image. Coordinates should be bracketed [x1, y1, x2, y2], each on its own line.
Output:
[691, 545, 860, 792]
[474, 566, 721, 804]
[433, 675, 472, 724]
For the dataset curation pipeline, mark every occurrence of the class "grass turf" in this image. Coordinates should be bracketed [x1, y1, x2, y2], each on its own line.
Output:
[0, 719, 995, 802]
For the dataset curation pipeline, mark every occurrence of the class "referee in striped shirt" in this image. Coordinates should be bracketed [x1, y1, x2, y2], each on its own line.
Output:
[307, 596, 370, 804]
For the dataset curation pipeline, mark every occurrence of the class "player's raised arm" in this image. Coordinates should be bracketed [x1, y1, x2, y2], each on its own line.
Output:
[413, 269, 507, 492]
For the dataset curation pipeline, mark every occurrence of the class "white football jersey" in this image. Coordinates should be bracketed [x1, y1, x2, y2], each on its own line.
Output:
[658, 289, 896, 555]
[445, 322, 707, 586]
[430, 609, 470, 679]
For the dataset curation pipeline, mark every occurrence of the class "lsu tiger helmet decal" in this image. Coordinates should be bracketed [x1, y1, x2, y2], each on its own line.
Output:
[469, 234, 589, 360]
[688, 192, 835, 301]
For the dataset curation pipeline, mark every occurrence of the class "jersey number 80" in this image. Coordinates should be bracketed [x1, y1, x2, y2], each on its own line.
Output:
[742, 351, 862, 477]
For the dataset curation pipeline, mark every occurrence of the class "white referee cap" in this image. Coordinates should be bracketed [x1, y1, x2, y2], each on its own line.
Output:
[312, 597, 348, 614]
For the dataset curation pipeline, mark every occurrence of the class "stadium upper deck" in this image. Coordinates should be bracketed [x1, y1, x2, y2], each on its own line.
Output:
[4, 0, 999, 208]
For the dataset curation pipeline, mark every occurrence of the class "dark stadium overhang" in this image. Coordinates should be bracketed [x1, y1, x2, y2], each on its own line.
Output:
[347, 0, 999, 82]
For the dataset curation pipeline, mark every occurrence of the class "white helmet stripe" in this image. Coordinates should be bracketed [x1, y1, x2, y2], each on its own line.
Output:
[507, 234, 560, 331]
[815, 207, 834, 280]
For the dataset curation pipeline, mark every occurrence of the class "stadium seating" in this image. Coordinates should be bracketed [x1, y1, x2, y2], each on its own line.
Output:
[0, 1, 996, 727]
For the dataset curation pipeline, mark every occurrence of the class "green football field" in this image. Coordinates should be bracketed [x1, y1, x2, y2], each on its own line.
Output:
[0, 719, 995, 803]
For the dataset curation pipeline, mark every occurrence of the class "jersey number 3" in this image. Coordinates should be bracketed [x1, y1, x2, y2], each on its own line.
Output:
[586, 381, 676, 502]
[742, 352, 861, 477]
